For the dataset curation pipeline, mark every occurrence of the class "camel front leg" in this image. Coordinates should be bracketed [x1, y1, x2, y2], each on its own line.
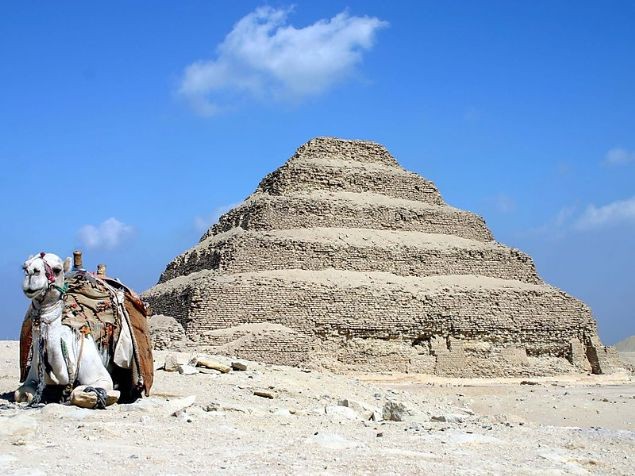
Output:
[69, 338, 119, 409]
[14, 361, 38, 403]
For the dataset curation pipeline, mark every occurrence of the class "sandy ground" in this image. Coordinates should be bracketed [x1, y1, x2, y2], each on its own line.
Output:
[1, 340, 633, 475]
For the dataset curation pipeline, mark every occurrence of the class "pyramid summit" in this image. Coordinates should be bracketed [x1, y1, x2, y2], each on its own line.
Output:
[144, 137, 620, 376]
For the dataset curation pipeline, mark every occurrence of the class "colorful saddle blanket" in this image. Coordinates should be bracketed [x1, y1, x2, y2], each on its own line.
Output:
[62, 272, 121, 360]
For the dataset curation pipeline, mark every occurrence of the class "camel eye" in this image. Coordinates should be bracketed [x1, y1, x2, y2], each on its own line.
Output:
[33, 268, 40, 275]
[53, 267, 62, 275]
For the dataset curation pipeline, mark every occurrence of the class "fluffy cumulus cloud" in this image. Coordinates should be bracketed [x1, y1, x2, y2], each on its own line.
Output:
[603, 147, 635, 166]
[575, 196, 635, 230]
[179, 6, 388, 115]
[78, 218, 134, 250]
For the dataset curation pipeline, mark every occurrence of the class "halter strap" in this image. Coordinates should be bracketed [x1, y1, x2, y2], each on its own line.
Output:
[39, 252, 57, 284]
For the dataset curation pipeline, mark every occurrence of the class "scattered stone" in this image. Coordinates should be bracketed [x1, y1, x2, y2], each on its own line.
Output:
[231, 362, 247, 371]
[382, 401, 408, 422]
[164, 354, 180, 372]
[197, 358, 231, 373]
[253, 390, 275, 399]
[148, 314, 187, 351]
[198, 368, 222, 375]
[165, 395, 196, 417]
[325, 405, 361, 420]
[520, 380, 541, 386]
[431, 414, 464, 424]
[338, 399, 380, 420]
[178, 364, 199, 375]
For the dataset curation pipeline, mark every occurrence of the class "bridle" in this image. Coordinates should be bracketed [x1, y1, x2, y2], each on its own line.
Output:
[27, 252, 77, 405]
[33, 252, 68, 298]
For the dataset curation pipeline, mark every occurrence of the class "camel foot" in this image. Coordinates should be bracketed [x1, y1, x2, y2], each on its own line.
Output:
[14, 385, 36, 404]
[70, 387, 120, 409]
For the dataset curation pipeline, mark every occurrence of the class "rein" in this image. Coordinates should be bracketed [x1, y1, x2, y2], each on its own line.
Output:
[28, 266, 81, 406]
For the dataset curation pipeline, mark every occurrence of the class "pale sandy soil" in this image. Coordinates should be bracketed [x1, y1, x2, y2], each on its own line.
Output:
[1, 340, 633, 475]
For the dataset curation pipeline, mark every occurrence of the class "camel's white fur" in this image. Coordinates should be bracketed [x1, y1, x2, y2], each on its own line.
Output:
[15, 253, 116, 406]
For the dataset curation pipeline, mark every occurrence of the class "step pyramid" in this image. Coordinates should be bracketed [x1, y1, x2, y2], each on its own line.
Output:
[143, 137, 620, 376]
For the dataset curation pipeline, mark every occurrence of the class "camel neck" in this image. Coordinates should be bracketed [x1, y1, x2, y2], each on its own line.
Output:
[31, 299, 63, 326]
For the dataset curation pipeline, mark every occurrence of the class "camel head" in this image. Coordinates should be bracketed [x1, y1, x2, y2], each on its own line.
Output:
[22, 252, 71, 301]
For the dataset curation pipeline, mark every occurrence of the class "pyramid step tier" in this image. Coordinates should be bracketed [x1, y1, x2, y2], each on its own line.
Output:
[256, 158, 444, 205]
[291, 137, 400, 167]
[145, 269, 597, 355]
[204, 192, 493, 242]
[160, 228, 540, 284]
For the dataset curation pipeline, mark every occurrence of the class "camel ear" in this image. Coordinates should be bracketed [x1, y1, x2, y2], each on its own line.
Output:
[63, 257, 72, 273]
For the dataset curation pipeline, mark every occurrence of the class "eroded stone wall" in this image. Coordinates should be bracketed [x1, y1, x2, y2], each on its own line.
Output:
[160, 230, 540, 284]
[205, 194, 493, 242]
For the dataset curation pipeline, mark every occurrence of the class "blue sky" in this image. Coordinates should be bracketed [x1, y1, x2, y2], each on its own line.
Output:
[1, 1, 633, 343]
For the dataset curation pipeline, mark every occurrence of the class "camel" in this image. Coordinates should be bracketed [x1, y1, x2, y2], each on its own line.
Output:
[15, 252, 153, 408]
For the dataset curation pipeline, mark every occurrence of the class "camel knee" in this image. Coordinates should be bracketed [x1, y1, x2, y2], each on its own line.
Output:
[71, 385, 119, 409]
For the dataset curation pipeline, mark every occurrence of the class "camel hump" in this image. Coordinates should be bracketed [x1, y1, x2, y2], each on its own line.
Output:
[62, 271, 121, 351]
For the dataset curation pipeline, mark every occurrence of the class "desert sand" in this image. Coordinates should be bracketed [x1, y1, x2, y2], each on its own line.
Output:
[0, 340, 633, 475]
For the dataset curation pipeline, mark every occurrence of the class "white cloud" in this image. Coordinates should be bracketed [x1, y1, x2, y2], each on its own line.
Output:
[179, 6, 388, 115]
[575, 196, 635, 230]
[526, 205, 577, 239]
[194, 202, 243, 233]
[78, 218, 134, 250]
[490, 193, 515, 214]
[604, 147, 635, 166]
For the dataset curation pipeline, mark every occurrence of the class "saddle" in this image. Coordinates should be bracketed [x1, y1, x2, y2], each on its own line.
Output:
[19, 271, 153, 397]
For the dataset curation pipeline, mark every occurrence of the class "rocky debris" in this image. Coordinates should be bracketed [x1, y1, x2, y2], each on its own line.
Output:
[178, 364, 199, 375]
[0, 343, 634, 474]
[163, 353, 180, 372]
[203, 402, 220, 412]
[253, 389, 275, 399]
[382, 400, 409, 422]
[198, 368, 223, 376]
[231, 362, 248, 371]
[431, 414, 464, 424]
[148, 314, 187, 351]
[325, 405, 361, 420]
[197, 357, 231, 373]
[167, 395, 196, 417]
[337, 398, 380, 421]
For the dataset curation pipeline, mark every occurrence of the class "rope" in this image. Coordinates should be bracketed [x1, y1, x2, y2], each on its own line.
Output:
[82, 386, 108, 409]
[28, 335, 46, 407]
[52, 283, 69, 295]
